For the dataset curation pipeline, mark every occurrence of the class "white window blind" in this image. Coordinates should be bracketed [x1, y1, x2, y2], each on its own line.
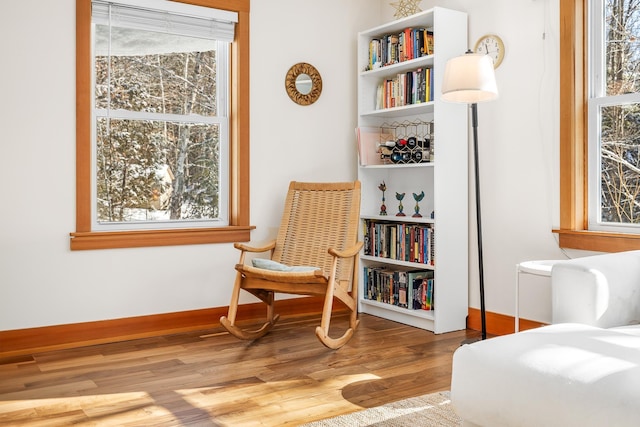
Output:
[92, 0, 237, 42]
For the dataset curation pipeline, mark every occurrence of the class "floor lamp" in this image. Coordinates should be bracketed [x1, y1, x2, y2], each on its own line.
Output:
[441, 51, 498, 341]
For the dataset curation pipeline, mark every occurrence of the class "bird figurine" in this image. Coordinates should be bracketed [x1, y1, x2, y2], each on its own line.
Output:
[412, 191, 424, 217]
[395, 192, 406, 216]
[378, 181, 387, 215]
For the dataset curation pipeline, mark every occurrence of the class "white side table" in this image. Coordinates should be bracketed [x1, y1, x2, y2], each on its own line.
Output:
[515, 260, 563, 332]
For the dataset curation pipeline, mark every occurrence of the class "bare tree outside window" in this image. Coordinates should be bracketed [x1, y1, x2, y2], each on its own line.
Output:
[598, 0, 640, 225]
[94, 25, 226, 226]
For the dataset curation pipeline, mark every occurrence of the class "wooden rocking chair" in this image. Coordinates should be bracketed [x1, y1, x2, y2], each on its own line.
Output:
[220, 181, 363, 349]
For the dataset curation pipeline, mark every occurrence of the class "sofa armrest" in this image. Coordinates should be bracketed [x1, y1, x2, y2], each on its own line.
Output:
[551, 250, 640, 327]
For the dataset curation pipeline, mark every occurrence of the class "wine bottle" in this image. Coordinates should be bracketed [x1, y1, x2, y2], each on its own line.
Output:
[395, 138, 408, 150]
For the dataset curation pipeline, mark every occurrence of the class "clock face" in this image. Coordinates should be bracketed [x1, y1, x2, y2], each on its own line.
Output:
[474, 35, 505, 69]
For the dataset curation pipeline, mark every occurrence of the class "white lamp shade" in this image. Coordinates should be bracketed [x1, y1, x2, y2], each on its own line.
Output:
[441, 53, 498, 103]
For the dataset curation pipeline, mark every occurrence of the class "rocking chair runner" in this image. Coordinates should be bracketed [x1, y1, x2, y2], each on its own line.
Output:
[220, 181, 363, 349]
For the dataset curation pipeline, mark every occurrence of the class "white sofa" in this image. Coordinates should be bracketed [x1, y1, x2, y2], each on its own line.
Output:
[451, 250, 640, 427]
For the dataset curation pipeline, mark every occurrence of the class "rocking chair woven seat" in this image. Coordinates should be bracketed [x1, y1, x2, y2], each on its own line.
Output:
[220, 181, 363, 349]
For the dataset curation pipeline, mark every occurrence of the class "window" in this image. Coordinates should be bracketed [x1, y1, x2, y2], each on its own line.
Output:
[72, 0, 252, 250]
[588, 0, 640, 233]
[556, 0, 640, 251]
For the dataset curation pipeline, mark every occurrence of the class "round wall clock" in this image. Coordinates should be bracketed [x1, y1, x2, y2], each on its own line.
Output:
[474, 34, 505, 69]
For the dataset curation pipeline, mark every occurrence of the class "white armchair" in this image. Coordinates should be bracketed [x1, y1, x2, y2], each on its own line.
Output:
[551, 250, 640, 327]
[451, 250, 640, 427]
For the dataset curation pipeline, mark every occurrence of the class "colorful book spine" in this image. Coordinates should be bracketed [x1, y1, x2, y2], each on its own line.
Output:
[363, 220, 434, 265]
[367, 28, 434, 72]
[374, 67, 433, 110]
[363, 266, 434, 310]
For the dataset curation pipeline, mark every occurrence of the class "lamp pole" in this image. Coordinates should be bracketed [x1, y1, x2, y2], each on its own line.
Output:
[471, 102, 487, 341]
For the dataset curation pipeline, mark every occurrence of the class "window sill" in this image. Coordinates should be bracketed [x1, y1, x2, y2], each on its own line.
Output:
[552, 229, 640, 252]
[70, 225, 255, 250]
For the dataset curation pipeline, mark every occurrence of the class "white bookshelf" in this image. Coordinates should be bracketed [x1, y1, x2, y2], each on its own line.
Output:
[357, 7, 469, 333]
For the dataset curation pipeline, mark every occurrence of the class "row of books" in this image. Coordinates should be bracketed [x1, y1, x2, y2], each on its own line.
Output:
[368, 28, 434, 70]
[375, 68, 433, 110]
[363, 219, 435, 265]
[363, 266, 434, 310]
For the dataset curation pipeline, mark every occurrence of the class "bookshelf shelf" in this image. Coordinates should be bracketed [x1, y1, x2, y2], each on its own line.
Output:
[359, 162, 435, 170]
[361, 299, 435, 320]
[359, 55, 434, 78]
[361, 254, 435, 270]
[360, 102, 435, 118]
[360, 215, 434, 224]
[356, 7, 469, 334]
[360, 299, 435, 330]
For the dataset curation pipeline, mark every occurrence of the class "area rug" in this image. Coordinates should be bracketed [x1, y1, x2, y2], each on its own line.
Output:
[301, 391, 461, 427]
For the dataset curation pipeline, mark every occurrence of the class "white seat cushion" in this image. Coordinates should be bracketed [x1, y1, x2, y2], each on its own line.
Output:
[251, 258, 319, 272]
[451, 323, 640, 427]
[609, 324, 640, 336]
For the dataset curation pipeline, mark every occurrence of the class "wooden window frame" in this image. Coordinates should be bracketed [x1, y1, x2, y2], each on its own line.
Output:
[71, 0, 253, 250]
[554, 0, 640, 251]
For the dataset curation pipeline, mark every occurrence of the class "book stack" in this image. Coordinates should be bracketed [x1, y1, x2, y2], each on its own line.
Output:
[368, 28, 434, 70]
[363, 219, 434, 266]
[375, 67, 433, 110]
[363, 266, 434, 310]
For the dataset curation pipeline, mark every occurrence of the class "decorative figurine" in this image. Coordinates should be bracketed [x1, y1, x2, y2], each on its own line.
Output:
[395, 192, 406, 216]
[412, 191, 424, 218]
[379, 181, 387, 215]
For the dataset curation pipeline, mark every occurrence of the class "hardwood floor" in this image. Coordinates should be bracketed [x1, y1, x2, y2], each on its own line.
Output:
[0, 313, 478, 426]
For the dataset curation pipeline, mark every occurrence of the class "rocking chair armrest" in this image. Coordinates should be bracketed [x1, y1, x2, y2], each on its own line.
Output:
[234, 240, 276, 253]
[328, 241, 364, 259]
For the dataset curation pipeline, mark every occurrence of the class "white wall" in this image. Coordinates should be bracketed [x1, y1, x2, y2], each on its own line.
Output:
[387, 0, 581, 323]
[0, 0, 379, 331]
[0, 0, 589, 332]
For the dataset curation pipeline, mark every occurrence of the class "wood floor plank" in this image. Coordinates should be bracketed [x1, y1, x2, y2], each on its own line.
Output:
[0, 313, 478, 426]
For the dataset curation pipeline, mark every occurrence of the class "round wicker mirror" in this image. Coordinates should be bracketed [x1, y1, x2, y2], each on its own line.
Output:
[285, 62, 322, 106]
